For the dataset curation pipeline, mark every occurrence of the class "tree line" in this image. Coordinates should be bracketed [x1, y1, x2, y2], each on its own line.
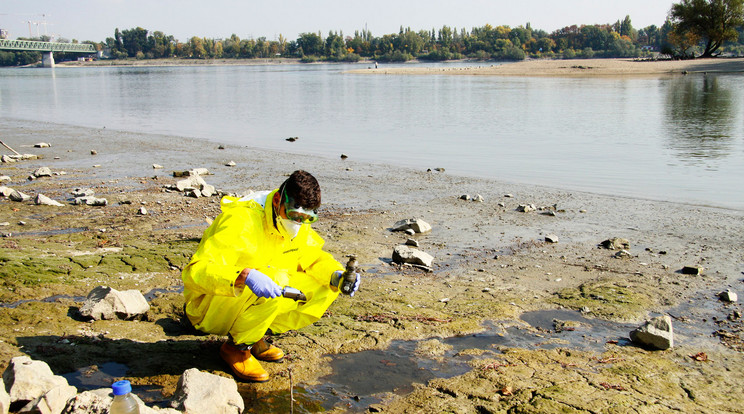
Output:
[1, 0, 743, 66]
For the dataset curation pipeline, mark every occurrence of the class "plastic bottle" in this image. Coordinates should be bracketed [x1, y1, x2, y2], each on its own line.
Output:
[110, 380, 141, 414]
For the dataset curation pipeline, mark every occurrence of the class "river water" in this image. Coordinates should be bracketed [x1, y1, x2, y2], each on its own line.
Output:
[1, 62, 742, 210]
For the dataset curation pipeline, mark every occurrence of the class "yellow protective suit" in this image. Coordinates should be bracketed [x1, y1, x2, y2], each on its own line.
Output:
[182, 189, 343, 345]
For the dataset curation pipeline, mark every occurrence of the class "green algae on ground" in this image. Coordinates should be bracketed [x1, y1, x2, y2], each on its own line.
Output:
[550, 279, 659, 322]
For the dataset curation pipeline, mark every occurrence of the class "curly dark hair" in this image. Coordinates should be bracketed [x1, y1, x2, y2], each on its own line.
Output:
[280, 170, 321, 209]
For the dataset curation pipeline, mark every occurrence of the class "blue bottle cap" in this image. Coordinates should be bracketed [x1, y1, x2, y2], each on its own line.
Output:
[112, 380, 132, 396]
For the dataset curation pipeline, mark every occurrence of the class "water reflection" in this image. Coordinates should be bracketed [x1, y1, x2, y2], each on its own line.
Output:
[664, 75, 735, 164]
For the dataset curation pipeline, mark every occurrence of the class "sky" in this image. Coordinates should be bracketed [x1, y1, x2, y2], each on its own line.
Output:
[2, 0, 674, 43]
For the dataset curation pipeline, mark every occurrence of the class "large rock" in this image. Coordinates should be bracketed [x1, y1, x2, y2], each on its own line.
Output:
[391, 218, 432, 234]
[35, 194, 65, 207]
[20, 384, 77, 414]
[2, 356, 69, 405]
[60, 389, 111, 414]
[72, 196, 108, 206]
[32, 167, 53, 178]
[175, 176, 207, 192]
[9, 190, 31, 202]
[78, 286, 150, 321]
[392, 245, 434, 268]
[0, 186, 13, 197]
[170, 368, 243, 414]
[629, 315, 674, 350]
[1, 378, 10, 414]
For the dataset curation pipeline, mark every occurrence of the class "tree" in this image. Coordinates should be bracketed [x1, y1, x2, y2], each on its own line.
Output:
[670, 0, 744, 57]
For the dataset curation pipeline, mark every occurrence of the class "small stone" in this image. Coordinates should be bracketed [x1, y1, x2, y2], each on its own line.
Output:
[614, 249, 631, 259]
[153, 164, 164, 169]
[630, 315, 673, 350]
[218, 145, 225, 149]
[516, 204, 536, 213]
[718, 289, 738, 302]
[405, 238, 419, 247]
[34, 194, 64, 207]
[34, 142, 51, 148]
[138, 207, 148, 215]
[504, 194, 513, 198]
[681, 266, 704, 275]
[472, 194, 484, 202]
[545, 234, 559, 243]
[90, 150, 97, 155]
[340, 154, 348, 159]
[225, 160, 236, 167]
[599, 238, 631, 250]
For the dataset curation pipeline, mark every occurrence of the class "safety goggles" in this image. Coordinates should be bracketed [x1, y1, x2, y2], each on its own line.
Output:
[281, 189, 318, 224]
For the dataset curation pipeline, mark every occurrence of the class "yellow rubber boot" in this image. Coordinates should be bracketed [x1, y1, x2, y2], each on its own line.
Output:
[219, 341, 269, 382]
[251, 337, 285, 362]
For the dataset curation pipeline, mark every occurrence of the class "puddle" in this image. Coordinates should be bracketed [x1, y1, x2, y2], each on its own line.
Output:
[0, 294, 86, 309]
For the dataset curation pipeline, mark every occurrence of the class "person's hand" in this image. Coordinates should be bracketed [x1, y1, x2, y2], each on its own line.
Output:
[331, 271, 361, 296]
[243, 269, 282, 298]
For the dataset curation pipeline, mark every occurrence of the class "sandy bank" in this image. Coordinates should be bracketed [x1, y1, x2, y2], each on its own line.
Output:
[349, 57, 744, 77]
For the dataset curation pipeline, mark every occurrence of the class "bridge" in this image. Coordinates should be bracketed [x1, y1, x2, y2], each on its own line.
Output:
[0, 39, 96, 67]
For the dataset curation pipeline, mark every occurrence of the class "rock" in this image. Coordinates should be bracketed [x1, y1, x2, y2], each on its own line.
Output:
[185, 188, 201, 198]
[34, 143, 51, 148]
[286, 137, 298, 142]
[2, 356, 69, 404]
[152, 164, 164, 169]
[0, 186, 14, 197]
[599, 238, 630, 250]
[200, 184, 216, 197]
[218, 145, 225, 149]
[9, 190, 31, 202]
[719, 289, 738, 302]
[172, 170, 192, 177]
[405, 238, 419, 247]
[73, 196, 108, 206]
[176, 176, 207, 192]
[391, 218, 432, 234]
[225, 160, 236, 167]
[138, 206, 148, 215]
[545, 234, 559, 243]
[1, 155, 15, 163]
[459, 194, 471, 201]
[191, 167, 210, 176]
[33, 167, 53, 178]
[0, 175, 10, 183]
[170, 368, 244, 414]
[60, 389, 111, 414]
[70, 188, 95, 198]
[681, 265, 704, 275]
[20, 384, 77, 414]
[472, 194, 484, 202]
[1, 378, 10, 414]
[516, 204, 536, 213]
[35, 194, 65, 207]
[613, 249, 631, 259]
[629, 315, 674, 350]
[504, 194, 514, 198]
[393, 245, 434, 268]
[340, 154, 348, 159]
[90, 150, 97, 155]
[78, 286, 150, 321]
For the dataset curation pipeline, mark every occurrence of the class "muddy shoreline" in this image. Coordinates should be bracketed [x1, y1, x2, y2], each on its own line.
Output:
[1, 118, 743, 413]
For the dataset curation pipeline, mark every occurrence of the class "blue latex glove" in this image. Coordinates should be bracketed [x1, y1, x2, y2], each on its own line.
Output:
[245, 269, 282, 298]
[331, 270, 361, 297]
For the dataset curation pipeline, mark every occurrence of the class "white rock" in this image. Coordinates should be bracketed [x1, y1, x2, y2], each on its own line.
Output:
[629, 315, 673, 350]
[35, 194, 65, 207]
[225, 161, 236, 167]
[73, 196, 108, 206]
[9, 190, 31, 202]
[33, 167, 53, 177]
[545, 234, 559, 243]
[138, 206, 148, 215]
[34, 143, 51, 148]
[392, 245, 434, 268]
[78, 286, 150, 321]
[0, 175, 10, 183]
[391, 218, 432, 234]
[70, 188, 95, 198]
[152, 164, 164, 169]
[60, 389, 111, 414]
[719, 289, 738, 302]
[2, 356, 69, 404]
[0, 378, 10, 414]
[20, 384, 77, 414]
[0, 186, 14, 197]
[516, 204, 536, 213]
[191, 168, 210, 176]
[170, 368, 244, 414]
[176, 176, 207, 192]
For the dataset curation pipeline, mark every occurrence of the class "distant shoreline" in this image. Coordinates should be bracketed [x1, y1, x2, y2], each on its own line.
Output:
[53, 56, 744, 77]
